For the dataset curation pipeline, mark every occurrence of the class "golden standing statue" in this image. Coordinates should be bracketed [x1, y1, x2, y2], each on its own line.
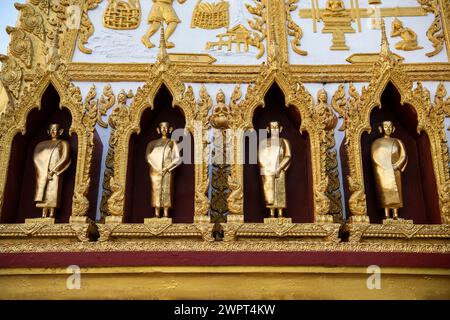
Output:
[33, 124, 71, 218]
[371, 121, 408, 220]
[146, 122, 181, 218]
[258, 121, 292, 218]
[141, 0, 187, 49]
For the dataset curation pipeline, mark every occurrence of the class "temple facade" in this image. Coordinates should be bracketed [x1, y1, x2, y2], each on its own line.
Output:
[0, 0, 449, 299]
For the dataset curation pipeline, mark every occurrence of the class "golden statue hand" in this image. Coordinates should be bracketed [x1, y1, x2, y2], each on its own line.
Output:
[47, 171, 55, 181]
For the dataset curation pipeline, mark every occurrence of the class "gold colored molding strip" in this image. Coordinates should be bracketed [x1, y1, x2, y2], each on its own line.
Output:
[1, 266, 450, 276]
[68, 63, 450, 83]
[68, 63, 262, 83]
[299, 7, 428, 19]
[439, 0, 450, 62]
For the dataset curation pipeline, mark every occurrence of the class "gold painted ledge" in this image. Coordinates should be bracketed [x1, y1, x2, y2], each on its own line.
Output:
[0, 266, 449, 299]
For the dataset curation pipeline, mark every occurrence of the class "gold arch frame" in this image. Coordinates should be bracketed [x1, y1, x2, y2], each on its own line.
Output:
[0, 68, 98, 220]
[105, 62, 210, 222]
[227, 65, 342, 222]
[333, 52, 450, 224]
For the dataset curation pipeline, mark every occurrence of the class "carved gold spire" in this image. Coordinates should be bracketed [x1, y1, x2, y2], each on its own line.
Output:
[157, 22, 170, 66]
[380, 18, 391, 55]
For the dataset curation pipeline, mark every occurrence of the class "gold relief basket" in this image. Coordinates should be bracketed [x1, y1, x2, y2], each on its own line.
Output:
[191, 0, 230, 29]
[103, 0, 141, 30]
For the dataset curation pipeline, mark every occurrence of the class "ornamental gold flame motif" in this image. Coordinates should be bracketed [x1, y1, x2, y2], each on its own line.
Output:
[371, 121, 408, 220]
[33, 124, 71, 219]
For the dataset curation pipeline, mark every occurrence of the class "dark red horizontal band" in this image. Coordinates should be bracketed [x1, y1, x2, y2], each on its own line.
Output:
[0, 251, 449, 268]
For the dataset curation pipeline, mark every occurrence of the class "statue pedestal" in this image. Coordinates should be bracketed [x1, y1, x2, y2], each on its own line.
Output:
[383, 218, 414, 225]
[105, 216, 123, 224]
[263, 217, 292, 224]
[194, 215, 211, 224]
[226, 214, 244, 223]
[144, 217, 173, 224]
[69, 216, 90, 224]
[25, 217, 54, 224]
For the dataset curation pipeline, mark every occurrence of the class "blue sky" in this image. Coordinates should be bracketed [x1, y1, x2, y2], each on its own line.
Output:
[0, 0, 24, 55]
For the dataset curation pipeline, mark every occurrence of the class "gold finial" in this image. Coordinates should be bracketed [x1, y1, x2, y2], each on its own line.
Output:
[157, 23, 169, 64]
[380, 18, 390, 55]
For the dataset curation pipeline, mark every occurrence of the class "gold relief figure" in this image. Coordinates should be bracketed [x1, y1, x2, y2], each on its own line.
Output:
[145, 122, 182, 218]
[209, 89, 231, 129]
[33, 124, 71, 218]
[258, 121, 292, 218]
[390, 18, 423, 51]
[371, 121, 408, 220]
[103, 0, 141, 30]
[323, 0, 346, 17]
[141, 0, 187, 49]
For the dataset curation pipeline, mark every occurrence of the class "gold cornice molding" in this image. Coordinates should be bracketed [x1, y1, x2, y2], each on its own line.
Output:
[67, 63, 450, 83]
[1, 236, 449, 253]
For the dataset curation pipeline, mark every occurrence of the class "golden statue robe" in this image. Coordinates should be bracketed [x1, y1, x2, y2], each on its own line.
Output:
[371, 137, 408, 208]
[33, 139, 71, 208]
[258, 138, 292, 209]
[146, 138, 181, 208]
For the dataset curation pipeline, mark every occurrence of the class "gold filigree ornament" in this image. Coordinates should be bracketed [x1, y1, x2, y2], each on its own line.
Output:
[332, 21, 450, 225]
[285, 0, 307, 56]
[6, 27, 33, 69]
[191, 0, 230, 30]
[103, 0, 141, 30]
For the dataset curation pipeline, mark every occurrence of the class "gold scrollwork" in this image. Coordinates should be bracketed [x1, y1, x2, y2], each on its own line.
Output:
[285, 0, 307, 56]
[6, 27, 33, 69]
[15, 3, 45, 42]
[417, 0, 444, 57]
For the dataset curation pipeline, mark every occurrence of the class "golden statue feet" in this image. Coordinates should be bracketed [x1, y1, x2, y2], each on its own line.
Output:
[277, 209, 283, 218]
[269, 209, 275, 218]
[141, 36, 155, 48]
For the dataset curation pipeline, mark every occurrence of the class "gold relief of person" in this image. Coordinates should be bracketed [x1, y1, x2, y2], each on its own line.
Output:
[141, 0, 187, 49]
[371, 121, 408, 220]
[323, 0, 346, 17]
[146, 122, 182, 218]
[33, 124, 71, 218]
[258, 121, 292, 218]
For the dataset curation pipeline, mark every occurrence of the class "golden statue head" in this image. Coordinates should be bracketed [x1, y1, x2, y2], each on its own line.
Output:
[267, 121, 283, 135]
[391, 18, 404, 36]
[47, 123, 64, 139]
[216, 89, 226, 104]
[156, 121, 173, 137]
[318, 89, 328, 104]
[379, 121, 395, 136]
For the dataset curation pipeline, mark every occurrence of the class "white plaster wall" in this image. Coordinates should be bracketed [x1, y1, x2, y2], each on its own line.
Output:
[289, 0, 449, 64]
[73, 0, 266, 64]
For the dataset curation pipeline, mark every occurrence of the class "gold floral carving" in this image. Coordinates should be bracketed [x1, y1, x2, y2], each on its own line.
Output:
[98, 84, 115, 128]
[285, 0, 307, 56]
[105, 58, 210, 221]
[15, 3, 45, 42]
[0, 64, 98, 221]
[333, 24, 450, 224]
[0, 55, 23, 101]
[6, 27, 33, 69]
[417, 0, 444, 57]
[226, 63, 342, 222]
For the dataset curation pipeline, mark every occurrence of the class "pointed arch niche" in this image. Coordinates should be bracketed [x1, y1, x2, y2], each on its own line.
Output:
[124, 85, 194, 223]
[244, 83, 314, 223]
[358, 82, 440, 224]
[0, 82, 102, 223]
